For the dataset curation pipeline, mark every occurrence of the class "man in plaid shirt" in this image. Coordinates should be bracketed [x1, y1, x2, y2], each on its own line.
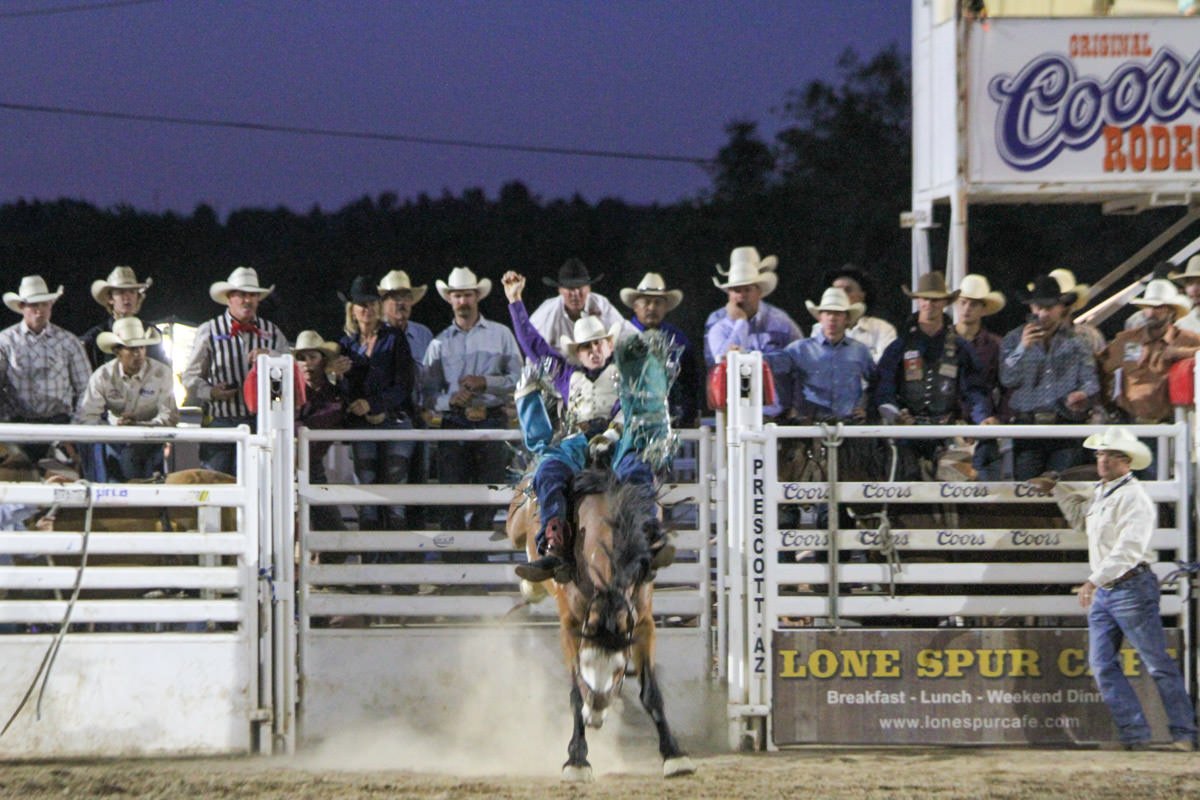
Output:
[0, 275, 92, 465]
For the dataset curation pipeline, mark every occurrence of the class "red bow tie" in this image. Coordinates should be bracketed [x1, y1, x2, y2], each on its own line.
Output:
[231, 320, 263, 338]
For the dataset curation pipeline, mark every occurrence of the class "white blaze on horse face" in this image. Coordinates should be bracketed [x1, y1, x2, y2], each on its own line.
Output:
[579, 645, 625, 699]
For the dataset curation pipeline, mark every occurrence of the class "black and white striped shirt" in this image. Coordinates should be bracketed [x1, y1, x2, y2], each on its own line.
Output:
[182, 311, 288, 419]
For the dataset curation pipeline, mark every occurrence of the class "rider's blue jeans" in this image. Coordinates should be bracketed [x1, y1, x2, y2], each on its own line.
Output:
[1088, 568, 1197, 745]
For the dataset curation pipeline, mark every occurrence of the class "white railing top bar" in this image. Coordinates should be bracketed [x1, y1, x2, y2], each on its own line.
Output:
[299, 426, 712, 443]
[0, 421, 265, 445]
[764, 422, 1183, 440]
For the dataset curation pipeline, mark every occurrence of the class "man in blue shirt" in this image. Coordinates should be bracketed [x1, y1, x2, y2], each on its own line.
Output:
[620, 273, 700, 427]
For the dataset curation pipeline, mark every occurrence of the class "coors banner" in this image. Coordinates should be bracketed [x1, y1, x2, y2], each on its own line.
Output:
[969, 18, 1200, 185]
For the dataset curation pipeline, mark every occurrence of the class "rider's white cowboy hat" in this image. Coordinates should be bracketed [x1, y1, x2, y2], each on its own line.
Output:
[805, 287, 865, 325]
[1168, 254, 1200, 284]
[209, 267, 275, 305]
[1034, 269, 1089, 313]
[4, 275, 64, 313]
[1130, 278, 1191, 319]
[712, 246, 778, 297]
[91, 266, 152, 308]
[377, 270, 427, 305]
[558, 314, 622, 357]
[436, 266, 492, 302]
[290, 330, 340, 357]
[1082, 426, 1152, 471]
[902, 271, 959, 301]
[620, 272, 683, 311]
[954, 274, 1006, 316]
[96, 317, 163, 354]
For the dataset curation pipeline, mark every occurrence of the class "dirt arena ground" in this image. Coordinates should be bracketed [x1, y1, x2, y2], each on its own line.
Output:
[3, 748, 1199, 800]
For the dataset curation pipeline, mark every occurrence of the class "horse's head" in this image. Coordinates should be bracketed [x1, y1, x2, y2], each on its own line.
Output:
[576, 584, 637, 727]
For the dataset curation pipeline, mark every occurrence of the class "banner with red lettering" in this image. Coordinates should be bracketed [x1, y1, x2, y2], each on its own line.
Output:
[773, 628, 1181, 745]
[969, 19, 1200, 188]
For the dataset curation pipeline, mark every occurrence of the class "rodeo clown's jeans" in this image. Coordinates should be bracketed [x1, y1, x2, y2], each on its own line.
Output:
[1088, 568, 1197, 746]
[517, 390, 653, 548]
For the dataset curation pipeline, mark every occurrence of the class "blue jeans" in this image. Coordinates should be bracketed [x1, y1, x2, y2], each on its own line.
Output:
[1088, 569, 1197, 745]
[201, 416, 254, 477]
[1013, 437, 1085, 481]
[350, 416, 414, 530]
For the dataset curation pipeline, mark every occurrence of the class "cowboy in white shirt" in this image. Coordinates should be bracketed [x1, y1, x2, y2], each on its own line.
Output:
[76, 317, 178, 481]
[826, 264, 897, 363]
[1036, 428, 1197, 751]
[528, 257, 627, 347]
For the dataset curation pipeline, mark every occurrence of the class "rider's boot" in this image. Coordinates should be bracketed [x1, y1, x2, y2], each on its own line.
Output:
[516, 517, 572, 583]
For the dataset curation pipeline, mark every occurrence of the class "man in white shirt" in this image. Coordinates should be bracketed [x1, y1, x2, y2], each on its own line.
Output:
[1035, 428, 1196, 751]
[528, 257, 626, 346]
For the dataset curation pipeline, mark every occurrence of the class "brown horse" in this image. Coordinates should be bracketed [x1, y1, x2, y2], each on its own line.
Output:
[507, 469, 694, 782]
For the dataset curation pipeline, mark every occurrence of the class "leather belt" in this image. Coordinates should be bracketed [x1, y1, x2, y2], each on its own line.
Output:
[1103, 562, 1151, 590]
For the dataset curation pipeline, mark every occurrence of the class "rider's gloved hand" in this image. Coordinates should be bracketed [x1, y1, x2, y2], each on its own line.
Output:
[588, 428, 620, 462]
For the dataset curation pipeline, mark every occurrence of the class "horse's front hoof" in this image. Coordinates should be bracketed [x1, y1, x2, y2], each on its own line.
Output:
[663, 756, 696, 778]
[561, 764, 594, 783]
[519, 578, 547, 603]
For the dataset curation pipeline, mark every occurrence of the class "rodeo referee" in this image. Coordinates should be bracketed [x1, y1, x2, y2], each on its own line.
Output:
[1032, 427, 1196, 751]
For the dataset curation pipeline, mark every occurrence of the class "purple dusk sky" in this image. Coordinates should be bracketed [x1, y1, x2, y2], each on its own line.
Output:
[3, 0, 910, 215]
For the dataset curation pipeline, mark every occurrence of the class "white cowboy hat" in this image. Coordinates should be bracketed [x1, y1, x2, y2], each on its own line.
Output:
[209, 267, 275, 305]
[1037, 269, 1090, 313]
[436, 266, 492, 302]
[4, 275, 64, 313]
[290, 330, 340, 357]
[558, 314, 622, 357]
[805, 287, 865, 324]
[619, 272, 683, 311]
[1082, 426, 1152, 471]
[91, 266, 152, 307]
[712, 246, 778, 297]
[377, 270, 427, 304]
[1130, 278, 1191, 319]
[1168, 254, 1200, 283]
[96, 317, 163, 354]
[954, 274, 1006, 316]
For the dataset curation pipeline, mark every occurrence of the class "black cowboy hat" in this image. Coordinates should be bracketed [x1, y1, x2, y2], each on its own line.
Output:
[1021, 274, 1077, 307]
[542, 257, 604, 289]
[338, 275, 378, 305]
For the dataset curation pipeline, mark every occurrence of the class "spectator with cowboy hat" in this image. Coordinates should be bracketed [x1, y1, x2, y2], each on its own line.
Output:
[705, 246, 803, 417]
[876, 271, 992, 480]
[1101, 279, 1200, 428]
[953, 274, 1007, 480]
[1000, 273, 1100, 480]
[0, 275, 92, 469]
[1044, 268, 1107, 356]
[528, 257, 627, 347]
[1036, 428, 1197, 751]
[1167, 255, 1200, 334]
[619, 272, 701, 426]
[825, 263, 898, 363]
[182, 266, 288, 476]
[75, 317, 178, 481]
[291, 330, 350, 534]
[422, 267, 522, 532]
[81, 266, 167, 369]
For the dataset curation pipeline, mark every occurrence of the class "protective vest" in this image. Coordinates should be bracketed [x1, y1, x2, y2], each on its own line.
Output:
[565, 363, 621, 435]
[898, 324, 959, 419]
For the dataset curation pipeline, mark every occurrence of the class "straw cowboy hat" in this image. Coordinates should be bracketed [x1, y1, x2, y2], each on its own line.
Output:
[4, 275, 64, 313]
[290, 330, 340, 357]
[558, 314, 622, 357]
[954, 274, 1006, 316]
[1082, 426, 1152, 471]
[902, 271, 959, 301]
[1034, 268, 1090, 312]
[1167, 254, 1200, 283]
[338, 276, 379, 305]
[91, 266, 152, 307]
[209, 267, 274, 305]
[1130, 278, 1191, 319]
[712, 246, 778, 297]
[377, 270, 427, 304]
[620, 272, 683, 311]
[805, 287, 865, 325]
[96, 317, 163, 354]
[1021, 274, 1077, 307]
[436, 266, 492, 302]
[543, 257, 602, 289]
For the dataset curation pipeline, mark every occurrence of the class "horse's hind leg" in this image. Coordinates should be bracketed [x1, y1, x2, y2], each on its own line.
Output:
[638, 666, 696, 778]
[562, 685, 593, 783]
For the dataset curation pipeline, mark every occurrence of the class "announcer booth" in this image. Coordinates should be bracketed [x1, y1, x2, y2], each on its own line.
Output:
[910, 0, 1200, 293]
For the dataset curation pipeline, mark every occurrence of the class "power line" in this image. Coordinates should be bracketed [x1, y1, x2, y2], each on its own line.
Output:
[0, 100, 713, 166]
[0, 0, 166, 19]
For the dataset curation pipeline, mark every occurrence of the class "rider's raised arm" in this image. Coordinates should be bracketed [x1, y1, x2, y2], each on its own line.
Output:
[508, 295, 566, 369]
